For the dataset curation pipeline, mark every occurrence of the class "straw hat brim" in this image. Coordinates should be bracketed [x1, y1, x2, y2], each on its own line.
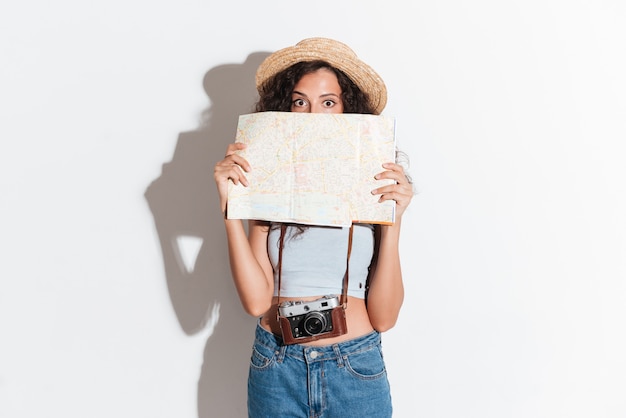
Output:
[255, 38, 387, 115]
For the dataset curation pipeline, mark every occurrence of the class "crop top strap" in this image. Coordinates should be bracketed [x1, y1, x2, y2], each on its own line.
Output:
[277, 224, 354, 308]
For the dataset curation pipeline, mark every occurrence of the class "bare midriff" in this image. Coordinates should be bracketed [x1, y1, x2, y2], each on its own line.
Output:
[260, 295, 375, 346]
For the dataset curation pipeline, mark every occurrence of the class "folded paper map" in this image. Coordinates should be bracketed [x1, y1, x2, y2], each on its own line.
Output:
[227, 112, 396, 227]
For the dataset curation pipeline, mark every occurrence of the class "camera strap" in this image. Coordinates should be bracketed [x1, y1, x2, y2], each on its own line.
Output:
[276, 223, 354, 308]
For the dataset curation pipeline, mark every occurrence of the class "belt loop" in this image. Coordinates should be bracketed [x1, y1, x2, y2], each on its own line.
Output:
[276, 345, 286, 363]
[332, 344, 344, 368]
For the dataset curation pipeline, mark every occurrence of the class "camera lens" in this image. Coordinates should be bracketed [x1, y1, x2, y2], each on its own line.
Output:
[303, 312, 326, 335]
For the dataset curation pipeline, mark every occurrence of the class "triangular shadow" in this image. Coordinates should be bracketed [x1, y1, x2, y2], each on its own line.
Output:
[145, 51, 271, 418]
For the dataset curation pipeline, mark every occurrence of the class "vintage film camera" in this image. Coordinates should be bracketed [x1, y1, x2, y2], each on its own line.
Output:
[278, 295, 347, 345]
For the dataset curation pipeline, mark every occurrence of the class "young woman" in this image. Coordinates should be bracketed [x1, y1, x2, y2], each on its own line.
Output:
[213, 37, 414, 418]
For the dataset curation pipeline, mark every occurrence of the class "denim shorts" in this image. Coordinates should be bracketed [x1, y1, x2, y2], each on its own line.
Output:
[247, 321, 392, 418]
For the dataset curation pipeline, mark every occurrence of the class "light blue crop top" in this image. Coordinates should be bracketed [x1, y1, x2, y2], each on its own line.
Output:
[267, 224, 375, 299]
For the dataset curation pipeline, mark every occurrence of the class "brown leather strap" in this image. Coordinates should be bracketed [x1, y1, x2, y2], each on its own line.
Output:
[340, 224, 354, 306]
[276, 224, 354, 308]
[277, 224, 287, 307]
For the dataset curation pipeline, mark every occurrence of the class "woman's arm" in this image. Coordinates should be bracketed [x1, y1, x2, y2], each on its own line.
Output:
[366, 162, 414, 331]
[223, 219, 274, 316]
[366, 221, 404, 331]
[214, 143, 274, 316]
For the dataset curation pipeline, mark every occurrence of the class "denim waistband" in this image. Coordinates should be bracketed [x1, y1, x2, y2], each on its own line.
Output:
[253, 320, 381, 364]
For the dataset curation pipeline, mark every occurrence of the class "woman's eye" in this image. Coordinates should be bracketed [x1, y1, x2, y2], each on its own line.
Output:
[293, 98, 307, 107]
[323, 100, 335, 107]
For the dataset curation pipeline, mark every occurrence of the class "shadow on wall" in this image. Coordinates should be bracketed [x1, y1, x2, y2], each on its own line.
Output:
[145, 51, 270, 418]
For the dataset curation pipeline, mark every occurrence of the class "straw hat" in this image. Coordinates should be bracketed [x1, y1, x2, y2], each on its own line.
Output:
[255, 37, 387, 115]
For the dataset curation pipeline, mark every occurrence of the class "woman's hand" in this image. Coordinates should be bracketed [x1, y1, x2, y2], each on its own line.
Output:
[371, 162, 414, 219]
[213, 142, 251, 214]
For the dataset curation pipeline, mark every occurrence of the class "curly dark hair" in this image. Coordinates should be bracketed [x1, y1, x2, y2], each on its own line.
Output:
[255, 60, 376, 114]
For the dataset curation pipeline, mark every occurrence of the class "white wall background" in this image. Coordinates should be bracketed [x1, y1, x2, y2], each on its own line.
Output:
[1, 1, 625, 417]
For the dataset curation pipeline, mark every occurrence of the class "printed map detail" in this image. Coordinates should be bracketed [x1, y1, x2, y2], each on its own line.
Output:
[227, 112, 396, 227]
